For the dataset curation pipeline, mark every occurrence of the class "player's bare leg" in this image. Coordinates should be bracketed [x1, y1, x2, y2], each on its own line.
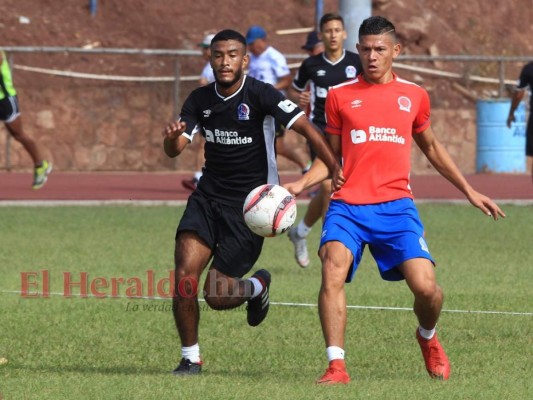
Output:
[5, 118, 42, 165]
[399, 259, 450, 380]
[288, 180, 330, 268]
[172, 232, 212, 375]
[203, 268, 253, 310]
[316, 241, 352, 384]
[172, 231, 212, 347]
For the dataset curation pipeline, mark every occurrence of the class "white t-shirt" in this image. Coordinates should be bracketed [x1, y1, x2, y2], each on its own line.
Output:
[247, 46, 290, 88]
[200, 62, 215, 84]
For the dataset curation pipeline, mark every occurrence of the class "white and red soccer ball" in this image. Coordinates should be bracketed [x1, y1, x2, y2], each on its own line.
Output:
[243, 184, 297, 237]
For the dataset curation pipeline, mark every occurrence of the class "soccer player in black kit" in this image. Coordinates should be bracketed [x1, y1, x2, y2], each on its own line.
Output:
[162, 29, 344, 375]
[287, 13, 363, 268]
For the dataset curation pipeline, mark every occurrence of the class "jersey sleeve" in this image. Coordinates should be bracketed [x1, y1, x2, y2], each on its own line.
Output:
[324, 88, 342, 136]
[292, 60, 311, 91]
[262, 84, 304, 129]
[412, 89, 431, 134]
[179, 93, 202, 142]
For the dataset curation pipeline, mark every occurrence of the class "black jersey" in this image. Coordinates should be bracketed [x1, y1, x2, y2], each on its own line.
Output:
[180, 75, 304, 206]
[292, 50, 362, 127]
[517, 61, 533, 109]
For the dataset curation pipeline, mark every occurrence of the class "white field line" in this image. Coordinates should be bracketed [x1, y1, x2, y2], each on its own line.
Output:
[1, 289, 531, 316]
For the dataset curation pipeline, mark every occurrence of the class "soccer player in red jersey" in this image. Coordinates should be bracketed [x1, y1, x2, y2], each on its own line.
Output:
[285, 16, 505, 385]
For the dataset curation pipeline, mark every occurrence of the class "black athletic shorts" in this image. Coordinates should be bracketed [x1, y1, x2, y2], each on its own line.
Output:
[176, 190, 264, 278]
[0, 95, 20, 123]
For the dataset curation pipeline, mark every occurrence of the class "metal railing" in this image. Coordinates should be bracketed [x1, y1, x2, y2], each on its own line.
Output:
[1, 46, 531, 171]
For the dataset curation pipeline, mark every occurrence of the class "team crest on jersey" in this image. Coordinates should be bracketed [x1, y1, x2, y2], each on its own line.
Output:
[345, 65, 356, 78]
[237, 103, 250, 120]
[398, 96, 411, 112]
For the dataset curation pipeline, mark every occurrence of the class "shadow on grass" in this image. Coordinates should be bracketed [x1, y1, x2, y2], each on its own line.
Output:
[13, 364, 168, 376]
[11, 363, 266, 379]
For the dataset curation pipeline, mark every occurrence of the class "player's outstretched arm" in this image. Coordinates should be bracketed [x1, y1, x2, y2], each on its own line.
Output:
[284, 130, 344, 197]
[284, 157, 329, 197]
[162, 120, 190, 158]
[414, 127, 505, 220]
[290, 115, 344, 189]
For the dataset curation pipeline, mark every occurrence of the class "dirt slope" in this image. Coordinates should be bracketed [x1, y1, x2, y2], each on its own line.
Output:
[0, 0, 532, 173]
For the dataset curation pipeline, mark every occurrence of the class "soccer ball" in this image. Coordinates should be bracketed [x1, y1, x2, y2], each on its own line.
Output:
[243, 184, 297, 237]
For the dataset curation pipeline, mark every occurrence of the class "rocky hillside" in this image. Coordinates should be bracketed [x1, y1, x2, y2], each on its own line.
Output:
[1, 0, 532, 173]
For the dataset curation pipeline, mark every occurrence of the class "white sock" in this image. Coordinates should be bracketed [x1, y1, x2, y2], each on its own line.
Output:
[182, 343, 201, 363]
[296, 220, 312, 238]
[248, 277, 263, 298]
[326, 346, 345, 362]
[194, 171, 203, 181]
[418, 325, 436, 340]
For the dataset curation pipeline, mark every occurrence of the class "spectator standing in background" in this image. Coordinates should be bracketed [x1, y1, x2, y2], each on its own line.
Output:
[507, 61, 533, 183]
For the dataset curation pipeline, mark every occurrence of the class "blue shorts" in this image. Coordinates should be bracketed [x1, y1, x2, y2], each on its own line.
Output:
[320, 198, 434, 282]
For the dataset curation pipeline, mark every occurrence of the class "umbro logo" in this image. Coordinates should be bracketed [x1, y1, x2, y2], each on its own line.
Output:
[203, 109, 212, 118]
[316, 69, 326, 77]
[351, 100, 362, 108]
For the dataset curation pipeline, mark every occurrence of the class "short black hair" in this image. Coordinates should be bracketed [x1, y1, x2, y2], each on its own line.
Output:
[358, 16, 396, 41]
[211, 29, 247, 50]
[319, 13, 344, 31]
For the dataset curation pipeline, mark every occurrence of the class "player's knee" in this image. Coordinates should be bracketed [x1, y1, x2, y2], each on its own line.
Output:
[413, 282, 442, 303]
[319, 249, 350, 287]
[173, 270, 200, 299]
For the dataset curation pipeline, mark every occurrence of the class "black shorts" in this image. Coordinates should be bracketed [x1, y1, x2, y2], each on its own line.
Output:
[0, 95, 20, 123]
[176, 191, 264, 278]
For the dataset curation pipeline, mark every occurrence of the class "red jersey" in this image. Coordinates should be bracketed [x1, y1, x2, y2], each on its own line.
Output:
[325, 73, 430, 204]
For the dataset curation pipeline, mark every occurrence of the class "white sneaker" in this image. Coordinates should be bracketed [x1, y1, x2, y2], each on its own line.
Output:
[288, 226, 310, 268]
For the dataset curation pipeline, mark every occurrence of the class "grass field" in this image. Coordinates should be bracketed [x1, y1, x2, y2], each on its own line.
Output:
[0, 204, 532, 399]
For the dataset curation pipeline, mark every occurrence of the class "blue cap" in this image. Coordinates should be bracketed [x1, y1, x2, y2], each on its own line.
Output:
[246, 25, 267, 44]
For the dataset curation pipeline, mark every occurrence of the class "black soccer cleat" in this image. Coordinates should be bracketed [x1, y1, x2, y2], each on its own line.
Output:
[247, 269, 271, 327]
[172, 358, 202, 376]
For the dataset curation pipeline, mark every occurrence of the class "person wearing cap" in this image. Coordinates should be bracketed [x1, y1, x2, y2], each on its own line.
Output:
[198, 33, 216, 86]
[182, 33, 217, 191]
[245, 25, 310, 174]
[301, 31, 324, 56]
[286, 13, 362, 269]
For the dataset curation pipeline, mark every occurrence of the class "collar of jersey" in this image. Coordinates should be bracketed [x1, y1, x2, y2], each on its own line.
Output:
[215, 75, 247, 101]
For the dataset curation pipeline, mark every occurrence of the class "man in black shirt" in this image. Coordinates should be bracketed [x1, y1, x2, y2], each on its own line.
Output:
[162, 29, 343, 375]
[287, 13, 363, 268]
[507, 61, 533, 183]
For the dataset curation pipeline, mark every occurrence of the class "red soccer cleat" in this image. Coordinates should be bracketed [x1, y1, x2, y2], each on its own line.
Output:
[416, 329, 451, 380]
[316, 359, 351, 385]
